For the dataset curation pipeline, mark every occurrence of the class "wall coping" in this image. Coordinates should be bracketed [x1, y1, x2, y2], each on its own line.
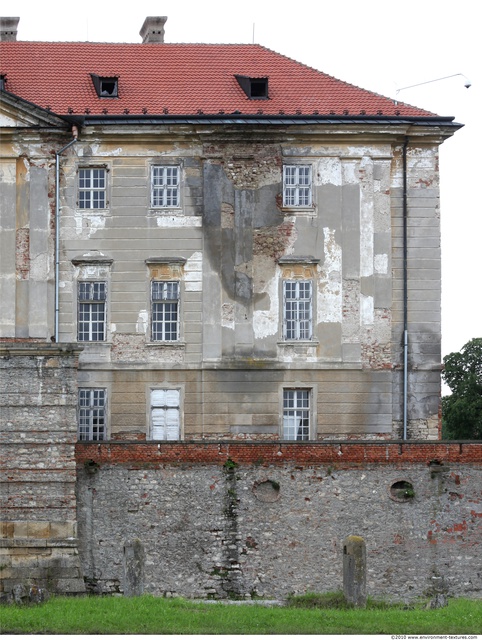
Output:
[76, 441, 482, 466]
[0, 342, 83, 357]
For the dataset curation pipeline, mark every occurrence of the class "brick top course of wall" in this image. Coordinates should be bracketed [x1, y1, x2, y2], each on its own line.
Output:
[76, 441, 482, 467]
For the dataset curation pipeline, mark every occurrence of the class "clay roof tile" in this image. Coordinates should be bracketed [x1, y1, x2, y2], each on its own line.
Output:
[0, 41, 435, 118]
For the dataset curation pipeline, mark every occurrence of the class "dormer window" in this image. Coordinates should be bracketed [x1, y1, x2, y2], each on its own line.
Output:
[91, 74, 118, 98]
[0, 75, 6, 91]
[235, 75, 269, 99]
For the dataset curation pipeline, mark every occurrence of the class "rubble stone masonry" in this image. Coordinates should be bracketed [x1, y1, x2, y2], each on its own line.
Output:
[75, 442, 481, 601]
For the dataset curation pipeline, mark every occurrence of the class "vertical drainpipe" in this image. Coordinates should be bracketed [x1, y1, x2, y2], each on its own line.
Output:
[402, 137, 409, 440]
[55, 126, 78, 343]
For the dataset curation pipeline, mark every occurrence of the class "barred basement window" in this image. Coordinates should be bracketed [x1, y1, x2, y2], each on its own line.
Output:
[151, 281, 179, 341]
[283, 165, 312, 207]
[78, 388, 106, 441]
[283, 389, 310, 440]
[78, 281, 106, 341]
[151, 165, 180, 208]
[283, 280, 312, 340]
[150, 389, 180, 440]
[78, 168, 107, 209]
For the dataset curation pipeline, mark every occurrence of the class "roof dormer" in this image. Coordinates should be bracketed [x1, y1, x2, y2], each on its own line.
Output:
[235, 75, 269, 99]
[91, 74, 119, 98]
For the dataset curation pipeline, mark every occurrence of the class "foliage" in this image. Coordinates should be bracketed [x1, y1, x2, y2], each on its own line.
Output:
[223, 458, 238, 470]
[1, 594, 481, 635]
[442, 338, 482, 440]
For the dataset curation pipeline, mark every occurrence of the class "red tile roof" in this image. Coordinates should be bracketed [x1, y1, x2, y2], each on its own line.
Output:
[0, 41, 435, 117]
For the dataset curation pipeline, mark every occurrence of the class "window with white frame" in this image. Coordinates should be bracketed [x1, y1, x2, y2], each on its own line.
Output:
[78, 168, 107, 209]
[150, 389, 180, 440]
[151, 281, 179, 341]
[283, 280, 312, 340]
[283, 389, 310, 440]
[78, 388, 106, 441]
[78, 281, 106, 341]
[283, 165, 312, 207]
[151, 165, 180, 208]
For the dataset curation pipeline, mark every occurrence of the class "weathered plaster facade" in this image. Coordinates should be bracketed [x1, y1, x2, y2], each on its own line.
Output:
[46, 127, 447, 442]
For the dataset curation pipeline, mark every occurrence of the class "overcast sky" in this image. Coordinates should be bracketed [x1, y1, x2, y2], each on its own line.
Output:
[2, 0, 480, 382]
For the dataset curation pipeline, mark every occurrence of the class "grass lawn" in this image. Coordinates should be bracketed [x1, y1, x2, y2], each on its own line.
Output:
[1, 594, 481, 635]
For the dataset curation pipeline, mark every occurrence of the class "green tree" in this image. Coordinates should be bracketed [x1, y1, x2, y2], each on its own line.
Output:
[442, 338, 482, 440]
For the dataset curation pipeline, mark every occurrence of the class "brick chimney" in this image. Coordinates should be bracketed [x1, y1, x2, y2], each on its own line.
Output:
[140, 16, 167, 43]
[0, 17, 19, 42]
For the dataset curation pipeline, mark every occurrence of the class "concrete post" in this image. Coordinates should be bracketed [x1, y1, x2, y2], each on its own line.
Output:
[343, 535, 367, 607]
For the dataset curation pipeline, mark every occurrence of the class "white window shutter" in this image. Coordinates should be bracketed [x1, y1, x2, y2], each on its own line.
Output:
[151, 389, 180, 440]
[166, 408, 180, 440]
[151, 407, 166, 440]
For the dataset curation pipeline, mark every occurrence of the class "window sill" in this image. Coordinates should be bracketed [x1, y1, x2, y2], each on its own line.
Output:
[279, 206, 316, 215]
[76, 208, 111, 216]
[146, 341, 186, 348]
[278, 340, 319, 346]
[148, 208, 183, 215]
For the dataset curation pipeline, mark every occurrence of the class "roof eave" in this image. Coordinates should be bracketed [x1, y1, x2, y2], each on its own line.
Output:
[76, 113, 461, 127]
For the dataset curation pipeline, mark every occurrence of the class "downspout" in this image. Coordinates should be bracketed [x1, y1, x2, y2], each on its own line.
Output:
[402, 137, 409, 440]
[54, 126, 78, 343]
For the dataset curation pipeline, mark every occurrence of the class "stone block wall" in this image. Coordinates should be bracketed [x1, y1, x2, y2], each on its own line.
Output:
[0, 344, 85, 595]
[76, 442, 482, 601]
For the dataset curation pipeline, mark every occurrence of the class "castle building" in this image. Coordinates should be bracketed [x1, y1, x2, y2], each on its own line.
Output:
[2, 17, 476, 601]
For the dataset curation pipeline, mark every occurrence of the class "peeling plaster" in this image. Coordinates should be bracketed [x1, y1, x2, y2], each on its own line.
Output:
[318, 228, 342, 323]
[0, 113, 21, 127]
[136, 310, 148, 334]
[30, 254, 49, 280]
[342, 161, 359, 184]
[22, 157, 31, 180]
[222, 303, 235, 329]
[74, 263, 111, 280]
[155, 216, 202, 228]
[359, 157, 374, 278]
[315, 157, 342, 186]
[184, 252, 202, 292]
[360, 294, 374, 325]
[280, 343, 319, 363]
[347, 146, 383, 157]
[0, 160, 16, 183]
[74, 213, 106, 236]
[374, 254, 388, 274]
[253, 267, 280, 339]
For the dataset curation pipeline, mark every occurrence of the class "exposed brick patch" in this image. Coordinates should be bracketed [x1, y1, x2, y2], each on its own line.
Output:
[253, 221, 295, 260]
[75, 441, 482, 468]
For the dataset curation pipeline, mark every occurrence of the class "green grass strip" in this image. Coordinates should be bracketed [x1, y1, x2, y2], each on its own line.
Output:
[1, 594, 481, 635]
